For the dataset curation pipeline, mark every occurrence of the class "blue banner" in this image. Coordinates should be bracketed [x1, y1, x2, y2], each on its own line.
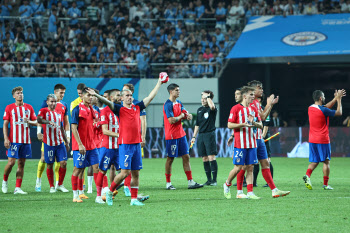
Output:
[0, 77, 140, 125]
[227, 14, 350, 58]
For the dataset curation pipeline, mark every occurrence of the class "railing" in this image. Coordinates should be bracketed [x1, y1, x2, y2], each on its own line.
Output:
[1, 62, 219, 79]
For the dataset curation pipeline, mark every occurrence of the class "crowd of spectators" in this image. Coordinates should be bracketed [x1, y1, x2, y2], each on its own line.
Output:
[0, 0, 349, 78]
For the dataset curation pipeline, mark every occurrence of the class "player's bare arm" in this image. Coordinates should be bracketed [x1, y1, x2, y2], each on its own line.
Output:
[87, 88, 115, 110]
[168, 112, 185, 124]
[37, 116, 57, 127]
[228, 122, 254, 129]
[142, 79, 163, 107]
[262, 126, 269, 138]
[248, 114, 263, 129]
[260, 94, 279, 121]
[37, 123, 43, 142]
[3, 120, 10, 149]
[101, 124, 119, 138]
[140, 115, 147, 148]
[24, 117, 38, 126]
[71, 124, 86, 155]
[334, 89, 346, 116]
[60, 126, 70, 151]
[64, 115, 70, 141]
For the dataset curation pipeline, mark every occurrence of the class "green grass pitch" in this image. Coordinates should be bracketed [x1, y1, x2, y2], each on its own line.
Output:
[1, 157, 350, 233]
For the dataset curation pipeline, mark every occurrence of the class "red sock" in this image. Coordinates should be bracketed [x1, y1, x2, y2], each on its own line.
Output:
[103, 175, 108, 188]
[323, 176, 329, 186]
[131, 187, 138, 199]
[3, 174, 8, 182]
[96, 172, 104, 196]
[110, 181, 118, 192]
[93, 173, 98, 185]
[15, 178, 22, 188]
[71, 175, 78, 191]
[58, 167, 66, 186]
[124, 173, 131, 189]
[165, 173, 171, 183]
[78, 178, 83, 191]
[225, 182, 232, 187]
[247, 184, 253, 192]
[262, 168, 276, 190]
[306, 169, 313, 177]
[46, 168, 54, 188]
[237, 169, 246, 190]
[185, 171, 192, 181]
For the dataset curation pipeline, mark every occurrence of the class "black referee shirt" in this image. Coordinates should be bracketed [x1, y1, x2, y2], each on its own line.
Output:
[195, 106, 217, 133]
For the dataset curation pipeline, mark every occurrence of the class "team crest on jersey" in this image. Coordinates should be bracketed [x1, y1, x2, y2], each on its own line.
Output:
[101, 116, 105, 121]
[49, 157, 53, 161]
[124, 162, 128, 167]
[79, 161, 83, 166]
[236, 158, 240, 163]
[204, 112, 209, 119]
[104, 164, 108, 169]
[11, 151, 15, 156]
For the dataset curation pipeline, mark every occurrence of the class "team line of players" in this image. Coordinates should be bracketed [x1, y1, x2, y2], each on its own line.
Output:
[2, 77, 343, 204]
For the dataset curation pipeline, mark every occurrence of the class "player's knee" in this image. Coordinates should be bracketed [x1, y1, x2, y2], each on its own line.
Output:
[60, 161, 67, 168]
[202, 156, 209, 162]
[7, 160, 16, 167]
[208, 155, 216, 161]
[47, 163, 54, 169]
[260, 159, 269, 169]
[246, 164, 253, 172]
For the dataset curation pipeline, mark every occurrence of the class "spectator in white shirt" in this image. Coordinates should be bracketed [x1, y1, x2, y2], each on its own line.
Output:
[303, 2, 318, 15]
[227, 0, 245, 31]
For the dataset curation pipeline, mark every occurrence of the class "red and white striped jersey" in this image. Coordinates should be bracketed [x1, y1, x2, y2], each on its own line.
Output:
[250, 99, 263, 140]
[3, 103, 37, 144]
[100, 106, 119, 149]
[38, 108, 64, 146]
[228, 104, 260, 149]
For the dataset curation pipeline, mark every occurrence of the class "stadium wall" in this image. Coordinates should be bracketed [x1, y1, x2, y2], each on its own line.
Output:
[138, 78, 219, 128]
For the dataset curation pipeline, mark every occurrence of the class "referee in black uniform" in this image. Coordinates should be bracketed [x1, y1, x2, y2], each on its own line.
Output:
[191, 90, 218, 186]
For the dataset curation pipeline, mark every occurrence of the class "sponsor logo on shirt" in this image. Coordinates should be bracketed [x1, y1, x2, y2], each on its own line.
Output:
[204, 112, 209, 119]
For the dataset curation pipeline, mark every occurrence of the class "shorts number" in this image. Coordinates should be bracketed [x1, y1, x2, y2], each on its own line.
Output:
[11, 145, 18, 151]
[48, 150, 53, 157]
[104, 157, 110, 164]
[124, 155, 129, 163]
[235, 151, 243, 158]
[77, 153, 85, 161]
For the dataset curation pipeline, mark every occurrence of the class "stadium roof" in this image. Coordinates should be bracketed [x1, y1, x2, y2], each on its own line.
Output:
[226, 14, 350, 63]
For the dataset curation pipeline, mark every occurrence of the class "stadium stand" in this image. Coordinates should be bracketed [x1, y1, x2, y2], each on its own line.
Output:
[0, 0, 347, 78]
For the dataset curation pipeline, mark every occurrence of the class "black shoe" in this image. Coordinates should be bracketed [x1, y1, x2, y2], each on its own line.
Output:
[263, 184, 269, 188]
[243, 183, 247, 187]
[232, 183, 237, 186]
[253, 184, 258, 187]
[203, 180, 212, 186]
[188, 182, 204, 189]
[116, 182, 124, 190]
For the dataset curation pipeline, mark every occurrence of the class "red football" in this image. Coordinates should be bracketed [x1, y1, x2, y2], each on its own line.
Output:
[159, 72, 169, 83]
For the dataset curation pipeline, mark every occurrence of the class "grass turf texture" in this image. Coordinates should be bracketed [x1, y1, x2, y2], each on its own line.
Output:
[1, 157, 350, 233]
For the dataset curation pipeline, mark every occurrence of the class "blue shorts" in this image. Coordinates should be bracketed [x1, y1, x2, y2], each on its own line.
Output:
[73, 149, 99, 168]
[233, 147, 258, 165]
[257, 139, 268, 161]
[166, 136, 189, 158]
[99, 147, 120, 171]
[119, 144, 142, 170]
[309, 143, 331, 163]
[44, 143, 67, 164]
[7, 143, 32, 159]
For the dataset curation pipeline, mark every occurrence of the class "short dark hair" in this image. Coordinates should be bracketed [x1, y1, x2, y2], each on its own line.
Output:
[235, 87, 242, 92]
[77, 83, 86, 91]
[109, 89, 120, 96]
[203, 90, 214, 99]
[312, 90, 323, 102]
[167, 83, 179, 93]
[103, 89, 111, 96]
[82, 87, 90, 95]
[240, 86, 255, 96]
[247, 80, 263, 88]
[123, 83, 135, 93]
[54, 84, 66, 91]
